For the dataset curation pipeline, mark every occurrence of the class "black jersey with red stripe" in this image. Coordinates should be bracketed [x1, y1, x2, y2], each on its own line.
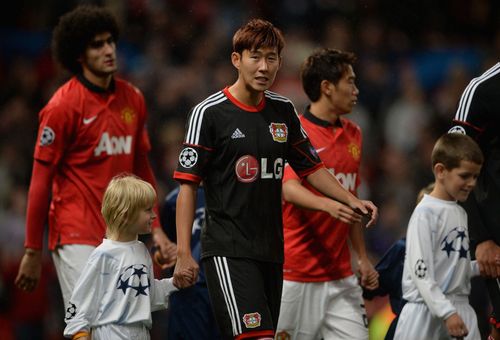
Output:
[174, 87, 323, 263]
[449, 62, 500, 245]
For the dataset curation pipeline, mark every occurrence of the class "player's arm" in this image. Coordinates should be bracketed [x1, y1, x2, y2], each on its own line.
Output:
[349, 222, 379, 290]
[173, 181, 200, 288]
[305, 167, 378, 226]
[283, 177, 362, 225]
[15, 159, 55, 292]
[134, 152, 176, 268]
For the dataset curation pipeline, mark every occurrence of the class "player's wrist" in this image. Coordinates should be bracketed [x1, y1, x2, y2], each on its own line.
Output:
[25, 248, 42, 257]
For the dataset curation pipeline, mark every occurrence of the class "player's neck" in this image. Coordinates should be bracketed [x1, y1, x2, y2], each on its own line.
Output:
[309, 102, 340, 125]
[228, 81, 263, 107]
[82, 69, 114, 90]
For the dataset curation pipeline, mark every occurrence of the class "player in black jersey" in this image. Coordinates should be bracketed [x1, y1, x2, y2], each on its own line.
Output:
[173, 19, 378, 340]
[449, 62, 500, 340]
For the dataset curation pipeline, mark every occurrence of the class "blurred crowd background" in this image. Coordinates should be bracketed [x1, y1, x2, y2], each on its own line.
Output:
[0, 0, 499, 339]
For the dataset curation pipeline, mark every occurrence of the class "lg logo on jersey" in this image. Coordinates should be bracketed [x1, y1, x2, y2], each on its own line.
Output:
[235, 155, 283, 183]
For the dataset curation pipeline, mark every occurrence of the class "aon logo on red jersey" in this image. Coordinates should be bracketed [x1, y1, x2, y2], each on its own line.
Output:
[94, 132, 132, 156]
[327, 168, 357, 191]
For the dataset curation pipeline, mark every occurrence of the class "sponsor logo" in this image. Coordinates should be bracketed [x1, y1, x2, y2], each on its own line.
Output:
[40, 126, 55, 146]
[269, 122, 288, 143]
[327, 169, 357, 191]
[316, 146, 328, 153]
[94, 133, 132, 156]
[83, 116, 98, 125]
[348, 142, 361, 161]
[448, 125, 466, 134]
[179, 147, 198, 168]
[231, 128, 246, 139]
[235, 155, 259, 183]
[242, 312, 261, 328]
[121, 107, 136, 124]
[235, 156, 284, 183]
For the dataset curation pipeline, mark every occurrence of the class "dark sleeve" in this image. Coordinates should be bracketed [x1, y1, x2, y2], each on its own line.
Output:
[285, 103, 323, 177]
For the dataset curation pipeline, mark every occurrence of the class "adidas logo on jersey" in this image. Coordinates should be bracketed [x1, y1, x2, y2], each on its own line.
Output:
[231, 128, 245, 139]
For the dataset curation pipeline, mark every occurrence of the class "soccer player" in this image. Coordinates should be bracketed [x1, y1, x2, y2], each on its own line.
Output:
[64, 175, 188, 340]
[394, 133, 483, 340]
[449, 63, 500, 340]
[173, 19, 378, 340]
[14, 5, 176, 310]
[275, 48, 378, 340]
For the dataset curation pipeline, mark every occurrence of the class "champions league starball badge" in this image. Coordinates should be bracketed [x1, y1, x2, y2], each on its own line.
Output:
[179, 147, 198, 168]
[116, 264, 150, 296]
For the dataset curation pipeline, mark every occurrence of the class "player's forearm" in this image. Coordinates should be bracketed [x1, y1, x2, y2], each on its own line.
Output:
[306, 167, 355, 206]
[283, 178, 331, 212]
[349, 222, 368, 260]
[175, 182, 198, 256]
[25, 160, 54, 249]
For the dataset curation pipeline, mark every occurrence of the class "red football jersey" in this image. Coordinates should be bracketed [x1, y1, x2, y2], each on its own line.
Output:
[29, 75, 151, 250]
[282, 109, 362, 281]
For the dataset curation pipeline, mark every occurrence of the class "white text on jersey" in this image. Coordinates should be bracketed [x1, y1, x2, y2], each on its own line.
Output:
[94, 133, 133, 156]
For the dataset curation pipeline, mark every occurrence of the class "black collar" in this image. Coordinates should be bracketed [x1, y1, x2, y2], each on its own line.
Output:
[77, 74, 115, 93]
[303, 106, 342, 128]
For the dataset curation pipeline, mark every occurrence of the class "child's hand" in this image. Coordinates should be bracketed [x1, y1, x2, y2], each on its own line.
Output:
[445, 313, 468, 339]
[358, 258, 379, 290]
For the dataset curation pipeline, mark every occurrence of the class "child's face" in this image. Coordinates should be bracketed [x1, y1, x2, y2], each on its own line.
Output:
[440, 160, 481, 202]
[132, 206, 156, 235]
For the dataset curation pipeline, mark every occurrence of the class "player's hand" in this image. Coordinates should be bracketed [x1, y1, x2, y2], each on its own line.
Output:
[173, 253, 199, 289]
[152, 228, 177, 269]
[476, 240, 500, 278]
[322, 198, 362, 224]
[15, 248, 42, 292]
[349, 198, 378, 227]
[445, 313, 468, 339]
[358, 257, 379, 290]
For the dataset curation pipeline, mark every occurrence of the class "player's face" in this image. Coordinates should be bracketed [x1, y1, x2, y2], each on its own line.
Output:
[440, 160, 481, 202]
[80, 32, 118, 79]
[232, 46, 281, 93]
[328, 65, 359, 115]
[133, 206, 156, 235]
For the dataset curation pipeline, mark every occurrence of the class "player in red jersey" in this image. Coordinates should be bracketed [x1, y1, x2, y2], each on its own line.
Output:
[173, 21, 378, 340]
[276, 48, 379, 340]
[14, 5, 176, 310]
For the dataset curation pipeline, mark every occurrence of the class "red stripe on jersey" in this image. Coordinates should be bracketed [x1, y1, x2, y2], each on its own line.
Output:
[173, 171, 202, 184]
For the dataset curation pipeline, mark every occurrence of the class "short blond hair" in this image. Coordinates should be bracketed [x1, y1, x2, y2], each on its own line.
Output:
[101, 174, 156, 238]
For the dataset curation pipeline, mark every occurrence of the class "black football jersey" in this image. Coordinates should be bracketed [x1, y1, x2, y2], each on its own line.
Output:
[449, 62, 500, 244]
[174, 88, 323, 263]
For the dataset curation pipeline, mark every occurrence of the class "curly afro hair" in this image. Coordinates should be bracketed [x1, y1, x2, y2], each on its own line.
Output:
[51, 5, 119, 74]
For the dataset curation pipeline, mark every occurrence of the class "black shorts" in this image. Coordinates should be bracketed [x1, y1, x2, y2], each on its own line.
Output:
[203, 256, 283, 340]
[486, 278, 500, 328]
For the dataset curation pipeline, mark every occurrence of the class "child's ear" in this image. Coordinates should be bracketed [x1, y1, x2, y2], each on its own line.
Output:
[433, 163, 446, 179]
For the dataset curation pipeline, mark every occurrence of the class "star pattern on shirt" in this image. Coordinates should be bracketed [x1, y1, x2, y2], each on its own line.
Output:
[440, 226, 469, 259]
[116, 264, 150, 296]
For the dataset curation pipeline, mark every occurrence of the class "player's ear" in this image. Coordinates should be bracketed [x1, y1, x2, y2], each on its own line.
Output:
[231, 51, 241, 70]
[321, 80, 332, 96]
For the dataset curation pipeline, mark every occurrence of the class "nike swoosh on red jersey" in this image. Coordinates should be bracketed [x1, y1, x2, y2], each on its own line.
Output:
[316, 146, 328, 153]
[83, 116, 98, 125]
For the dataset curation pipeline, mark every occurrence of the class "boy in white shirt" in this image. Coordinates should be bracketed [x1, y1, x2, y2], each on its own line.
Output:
[64, 175, 193, 340]
[394, 133, 483, 340]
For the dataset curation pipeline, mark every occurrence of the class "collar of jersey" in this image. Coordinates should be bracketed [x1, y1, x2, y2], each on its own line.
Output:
[77, 74, 116, 94]
[223, 87, 265, 112]
[303, 107, 343, 128]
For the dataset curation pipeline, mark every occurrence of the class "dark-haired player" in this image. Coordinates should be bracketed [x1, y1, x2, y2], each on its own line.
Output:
[15, 4, 176, 311]
[449, 62, 500, 340]
[173, 19, 378, 340]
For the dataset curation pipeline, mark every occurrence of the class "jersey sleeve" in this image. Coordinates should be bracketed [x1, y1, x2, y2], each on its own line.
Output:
[406, 210, 456, 319]
[34, 102, 78, 165]
[285, 104, 323, 177]
[173, 105, 215, 183]
[150, 277, 177, 312]
[135, 89, 152, 154]
[63, 251, 102, 337]
[450, 85, 489, 139]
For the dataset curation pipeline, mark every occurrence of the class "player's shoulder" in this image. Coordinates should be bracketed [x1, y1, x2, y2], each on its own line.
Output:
[264, 90, 294, 106]
[114, 77, 144, 96]
[340, 117, 361, 134]
[190, 90, 228, 115]
[467, 63, 500, 93]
